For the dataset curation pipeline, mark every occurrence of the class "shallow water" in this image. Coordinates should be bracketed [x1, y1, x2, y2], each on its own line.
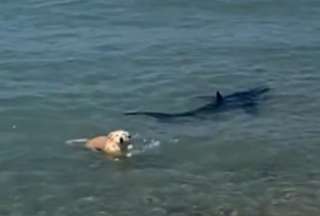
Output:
[1, 0, 320, 215]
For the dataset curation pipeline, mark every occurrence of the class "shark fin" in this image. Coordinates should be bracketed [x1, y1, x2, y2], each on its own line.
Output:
[216, 91, 224, 103]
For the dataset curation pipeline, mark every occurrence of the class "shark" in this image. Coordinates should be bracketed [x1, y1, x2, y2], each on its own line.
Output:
[124, 86, 270, 120]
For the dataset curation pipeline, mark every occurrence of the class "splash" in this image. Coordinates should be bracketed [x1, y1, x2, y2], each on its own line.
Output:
[127, 134, 161, 157]
[65, 138, 88, 146]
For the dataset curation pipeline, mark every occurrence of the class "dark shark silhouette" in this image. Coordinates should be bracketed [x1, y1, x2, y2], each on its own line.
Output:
[125, 86, 270, 119]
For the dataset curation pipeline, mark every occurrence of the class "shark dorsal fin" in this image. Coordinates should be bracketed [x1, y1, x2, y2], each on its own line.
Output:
[216, 91, 224, 103]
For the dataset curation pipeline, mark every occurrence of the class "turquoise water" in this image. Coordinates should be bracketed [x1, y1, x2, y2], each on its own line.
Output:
[1, 0, 320, 215]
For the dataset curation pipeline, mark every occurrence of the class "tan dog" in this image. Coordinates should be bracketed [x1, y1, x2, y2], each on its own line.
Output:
[86, 130, 132, 158]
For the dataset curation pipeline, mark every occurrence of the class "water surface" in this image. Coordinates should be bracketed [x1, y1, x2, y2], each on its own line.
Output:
[1, 0, 320, 215]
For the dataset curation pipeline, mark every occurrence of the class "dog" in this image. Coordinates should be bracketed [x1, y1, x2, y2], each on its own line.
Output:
[85, 130, 133, 158]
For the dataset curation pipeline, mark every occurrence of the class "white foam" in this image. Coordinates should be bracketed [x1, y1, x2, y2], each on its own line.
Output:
[65, 138, 88, 146]
[129, 139, 161, 156]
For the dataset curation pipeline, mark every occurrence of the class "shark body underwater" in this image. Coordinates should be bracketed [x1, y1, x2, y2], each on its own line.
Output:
[125, 86, 270, 120]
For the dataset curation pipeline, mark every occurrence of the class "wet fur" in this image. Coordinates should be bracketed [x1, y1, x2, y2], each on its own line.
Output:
[86, 130, 131, 157]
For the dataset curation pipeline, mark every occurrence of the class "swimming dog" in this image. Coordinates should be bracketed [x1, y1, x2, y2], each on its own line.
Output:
[125, 86, 270, 119]
[86, 130, 133, 158]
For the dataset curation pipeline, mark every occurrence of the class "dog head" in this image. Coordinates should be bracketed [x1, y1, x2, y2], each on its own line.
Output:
[104, 130, 132, 157]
